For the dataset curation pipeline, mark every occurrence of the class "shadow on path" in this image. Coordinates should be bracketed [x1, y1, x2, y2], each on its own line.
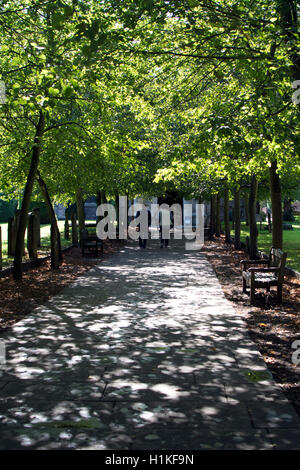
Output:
[0, 240, 300, 449]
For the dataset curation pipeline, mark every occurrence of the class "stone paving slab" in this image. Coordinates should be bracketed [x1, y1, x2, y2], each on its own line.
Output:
[0, 423, 120, 450]
[0, 399, 115, 426]
[246, 401, 300, 429]
[0, 239, 300, 449]
[111, 398, 253, 429]
[225, 383, 292, 404]
[267, 429, 300, 450]
[128, 427, 274, 451]
[101, 370, 196, 385]
[0, 380, 107, 402]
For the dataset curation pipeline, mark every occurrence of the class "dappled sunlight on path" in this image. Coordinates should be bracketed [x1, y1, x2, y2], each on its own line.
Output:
[0, 240, 300, 449]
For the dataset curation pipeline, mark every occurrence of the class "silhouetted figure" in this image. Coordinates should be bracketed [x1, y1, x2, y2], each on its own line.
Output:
[159, 207, 173, 248]
[136, 207, 151, 248]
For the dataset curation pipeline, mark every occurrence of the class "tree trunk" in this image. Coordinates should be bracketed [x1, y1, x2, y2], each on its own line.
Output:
[96, 190, 102, 207]
[64, 209, 70, 240]
[7, 217, 13, 256]
[115, 194, 119, 236]
[224, 186, 231, 244]
[283, 198, 294, 221]
[100, 190, 107, 204]
[8, 213, 21, 257]
[267, 210, 272, 233]
[50, 222, 60, 269]
[75, 187, 85, 233]
[249, 174, 259, 259]
[71, 211, 78, 245]
[27, 212, 38, 260]
[36, 170, 62, 263]
[269, 160, 283, 249]
[32, 208, 41, 247]
[215, 194, 221, 237]
[13, 111, 45, 280]
[96, 190, 105, 223]
[209, 194, 217, 240]
[234, 188, 241, 250]
[244, 191, 250, 226]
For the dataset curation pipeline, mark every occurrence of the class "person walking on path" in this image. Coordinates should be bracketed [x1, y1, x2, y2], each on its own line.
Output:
[159, 206, 173, 248]
[136, 206, 151, 249]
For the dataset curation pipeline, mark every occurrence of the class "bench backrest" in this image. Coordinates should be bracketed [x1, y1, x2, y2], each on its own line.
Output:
[80, 229, 89, 242]
[269, 248, 287, 282]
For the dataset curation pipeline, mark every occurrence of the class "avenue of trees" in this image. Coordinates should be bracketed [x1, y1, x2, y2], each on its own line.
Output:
[0, 0, 299, 279]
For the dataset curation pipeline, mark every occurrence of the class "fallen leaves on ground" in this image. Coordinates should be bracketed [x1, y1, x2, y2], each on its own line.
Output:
[0, 239, 124, 332]
[202, 237, 300, 417]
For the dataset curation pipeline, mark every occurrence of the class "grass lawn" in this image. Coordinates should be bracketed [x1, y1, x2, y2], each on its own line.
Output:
[0, 220, 96, 268]
[228, 215, 300, 273]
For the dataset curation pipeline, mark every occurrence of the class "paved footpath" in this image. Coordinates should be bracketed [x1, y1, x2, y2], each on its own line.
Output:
[0, 240, 300, 450]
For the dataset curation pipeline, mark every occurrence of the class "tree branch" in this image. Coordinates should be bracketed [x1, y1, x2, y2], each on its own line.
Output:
[125, 48, 270, 61]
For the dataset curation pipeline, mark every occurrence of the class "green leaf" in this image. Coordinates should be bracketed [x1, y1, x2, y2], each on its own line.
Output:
[63, 5, 73, 19]
[82, 45, 91, 57]
[62, 85, 74, 98]
[16, 98, 28, 105]
[48, 87, 60, 96]
[11, 57, 21, 67]
[38, 54, 47, 63]
[52, 13, 64, 29]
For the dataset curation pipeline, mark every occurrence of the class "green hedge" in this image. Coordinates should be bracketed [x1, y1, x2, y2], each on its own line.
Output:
[0, 198, 50, 224]
[0, 199, 18, 223]
[29, 201, 50, 224]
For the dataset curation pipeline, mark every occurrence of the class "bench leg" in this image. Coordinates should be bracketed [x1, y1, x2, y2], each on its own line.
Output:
[250, 283, 255, 304]
[277, 284, 282, 304]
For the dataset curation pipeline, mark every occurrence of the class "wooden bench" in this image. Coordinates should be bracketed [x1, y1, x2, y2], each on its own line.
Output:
[241, 248, 287, 304]
[80, 229, 103, 257]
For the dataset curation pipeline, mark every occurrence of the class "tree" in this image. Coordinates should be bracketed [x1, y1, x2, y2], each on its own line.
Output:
[0, 0, 299, 276]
